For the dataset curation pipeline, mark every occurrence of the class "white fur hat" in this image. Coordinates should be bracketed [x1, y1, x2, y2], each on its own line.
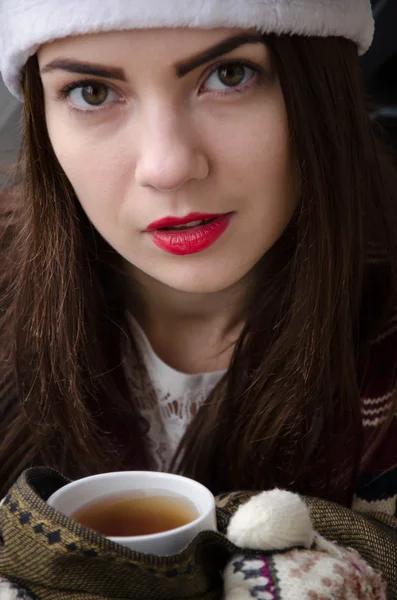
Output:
[0, 0, 374, 101]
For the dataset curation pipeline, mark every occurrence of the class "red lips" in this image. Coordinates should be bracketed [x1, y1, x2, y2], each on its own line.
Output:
[145, 212, 233, 255]
[146, 213, 222, 231]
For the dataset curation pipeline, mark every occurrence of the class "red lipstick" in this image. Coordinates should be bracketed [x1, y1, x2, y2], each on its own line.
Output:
[146, 212, 232, 255]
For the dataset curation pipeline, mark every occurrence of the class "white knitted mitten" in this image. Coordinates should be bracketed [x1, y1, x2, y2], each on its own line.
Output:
[222, 490, 387, 600]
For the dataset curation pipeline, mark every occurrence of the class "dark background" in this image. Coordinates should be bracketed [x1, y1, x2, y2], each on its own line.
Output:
[362, 0, 397, 149]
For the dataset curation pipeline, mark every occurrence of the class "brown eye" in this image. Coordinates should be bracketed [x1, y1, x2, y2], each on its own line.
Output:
[81, 83, 109, 105]
[217, 64, 246, 87]
[62, 81, 120, 112]
[203, 63, 256, 93]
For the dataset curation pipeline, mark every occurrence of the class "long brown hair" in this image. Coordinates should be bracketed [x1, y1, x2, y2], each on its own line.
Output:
[1, 34, 397, 502]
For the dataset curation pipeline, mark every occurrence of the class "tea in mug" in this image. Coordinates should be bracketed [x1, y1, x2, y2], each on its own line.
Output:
[71, 491, 199, 537]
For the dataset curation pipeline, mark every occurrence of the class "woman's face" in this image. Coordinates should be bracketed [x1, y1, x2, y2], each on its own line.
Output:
[38, 28, 297, 294]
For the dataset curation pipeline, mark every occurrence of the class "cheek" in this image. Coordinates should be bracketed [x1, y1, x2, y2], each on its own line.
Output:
[212, 104, 296, 216]
[48, 120, 132, 221]
[248, 128, 297, 243]
[252, 119, 296, 213]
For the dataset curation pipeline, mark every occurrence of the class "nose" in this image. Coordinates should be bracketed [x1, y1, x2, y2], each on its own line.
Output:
[134, 107, 209, 192]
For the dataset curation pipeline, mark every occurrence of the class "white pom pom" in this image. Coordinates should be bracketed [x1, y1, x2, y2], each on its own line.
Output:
[226, 490, 314, 551]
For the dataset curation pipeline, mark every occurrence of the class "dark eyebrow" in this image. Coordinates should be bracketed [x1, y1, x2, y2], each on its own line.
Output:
[175, 33, 263, 77]
[40, 33, 263, 82]
[40, 59, 127, 81]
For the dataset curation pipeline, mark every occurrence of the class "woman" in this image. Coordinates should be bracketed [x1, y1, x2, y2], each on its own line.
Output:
[0, 1, 396, 597]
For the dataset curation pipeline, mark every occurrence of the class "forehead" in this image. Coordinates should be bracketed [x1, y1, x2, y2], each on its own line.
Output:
[38, 27, 259, 64]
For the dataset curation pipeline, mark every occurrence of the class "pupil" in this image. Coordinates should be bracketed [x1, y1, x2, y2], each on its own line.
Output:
[82, 84, 108, 105]
[219, 65, 245, 87]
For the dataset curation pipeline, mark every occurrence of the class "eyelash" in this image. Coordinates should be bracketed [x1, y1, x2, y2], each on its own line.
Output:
[57, 59, 263, 116]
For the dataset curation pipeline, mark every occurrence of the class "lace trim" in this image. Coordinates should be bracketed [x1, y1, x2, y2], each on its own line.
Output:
[124, 314, 226, 471]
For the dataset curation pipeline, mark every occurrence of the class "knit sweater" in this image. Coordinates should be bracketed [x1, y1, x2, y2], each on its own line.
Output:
[353, 304, 397, 517]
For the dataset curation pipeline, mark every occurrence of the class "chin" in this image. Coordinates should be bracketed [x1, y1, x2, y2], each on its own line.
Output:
[154, 270, 245, 295]
[169, 282, 233, 294]
[126, 253, 254, 295]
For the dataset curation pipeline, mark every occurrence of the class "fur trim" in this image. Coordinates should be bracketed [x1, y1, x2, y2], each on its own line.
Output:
[0, 0, 374, 100]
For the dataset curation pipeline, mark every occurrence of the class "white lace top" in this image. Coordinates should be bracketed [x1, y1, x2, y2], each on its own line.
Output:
[125, 315, 226, 472]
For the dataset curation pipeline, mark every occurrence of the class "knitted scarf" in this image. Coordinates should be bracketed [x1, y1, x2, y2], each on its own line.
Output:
[0, 468, 396, 599]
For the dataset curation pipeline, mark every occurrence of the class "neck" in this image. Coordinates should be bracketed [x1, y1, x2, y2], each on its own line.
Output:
[125, 266, 252, 373]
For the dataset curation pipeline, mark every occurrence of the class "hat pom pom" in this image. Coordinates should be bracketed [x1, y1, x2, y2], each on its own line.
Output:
[226, 490, 314, 551]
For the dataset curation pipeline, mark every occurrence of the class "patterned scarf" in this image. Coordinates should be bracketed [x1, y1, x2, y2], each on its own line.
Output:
[0, 468, 395, 599]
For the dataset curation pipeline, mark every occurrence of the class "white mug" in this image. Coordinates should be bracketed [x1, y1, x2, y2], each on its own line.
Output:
[47, 471, 217, 556]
